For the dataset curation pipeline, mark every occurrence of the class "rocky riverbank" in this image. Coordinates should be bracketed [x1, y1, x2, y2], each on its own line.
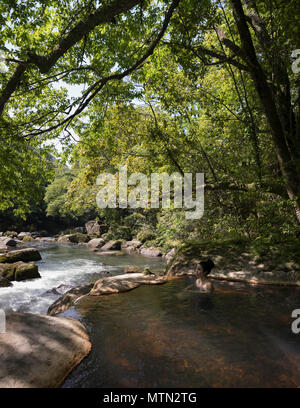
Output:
[165, 238, 300, 286]
[1, 224, 300, 389]
[0, 312, 91, 388]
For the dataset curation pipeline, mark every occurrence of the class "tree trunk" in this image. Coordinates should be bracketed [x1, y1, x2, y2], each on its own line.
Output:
[230, 0, 300, 223]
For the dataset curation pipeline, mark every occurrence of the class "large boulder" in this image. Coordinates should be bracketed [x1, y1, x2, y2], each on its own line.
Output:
[57, 234, 73, 244]
[0, 248, 41, 264]
[101, 240, 122, 251]
[0, 237, 17, 249]
[0, 262, 40, 281]
[90, 273, 166, 296]
[140, 247, 163, 257]
[47, 283, 94, 316]
[14, 262, 40, 281]
[0, 312, 91, 387]
[87, 238, 105, 248]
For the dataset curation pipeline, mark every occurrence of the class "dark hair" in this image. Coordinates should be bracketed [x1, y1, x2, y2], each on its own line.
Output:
[199, 259, 215, 276]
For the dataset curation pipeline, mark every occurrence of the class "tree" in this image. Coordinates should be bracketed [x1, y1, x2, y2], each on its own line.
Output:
[164, 0, 300, 221]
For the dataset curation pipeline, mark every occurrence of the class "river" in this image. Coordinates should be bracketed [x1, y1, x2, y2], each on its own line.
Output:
[1, 242, 300, 387]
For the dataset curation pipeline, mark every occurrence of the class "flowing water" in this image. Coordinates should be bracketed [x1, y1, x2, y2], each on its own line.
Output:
[0, 242, 164, 314]
[1, 243, 300, 387]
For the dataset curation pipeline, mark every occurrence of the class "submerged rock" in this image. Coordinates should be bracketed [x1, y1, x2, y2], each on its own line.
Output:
[0, 312, 91, 388]
[0, 248, 41, 263]
[95, 250, 124, 256]
[47, 283, 94, 316]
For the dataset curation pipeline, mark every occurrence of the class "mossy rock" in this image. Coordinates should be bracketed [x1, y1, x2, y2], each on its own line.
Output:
[69, 233, 90, 243]
[0, 263, 16, 280]
[0, 248, 41, 263]
[22, 235, 35, 242]
[0, 261, 40, 281]
[14, 262, 40, 281]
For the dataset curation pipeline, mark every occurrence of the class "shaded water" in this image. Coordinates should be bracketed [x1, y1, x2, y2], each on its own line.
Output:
[62, 277, 300, 388]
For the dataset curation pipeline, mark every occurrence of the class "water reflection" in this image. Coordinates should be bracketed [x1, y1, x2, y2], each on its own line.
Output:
[62, 276, 300, 388]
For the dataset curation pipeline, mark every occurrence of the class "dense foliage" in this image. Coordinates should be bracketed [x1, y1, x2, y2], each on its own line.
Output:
[0, 0, 299, 248]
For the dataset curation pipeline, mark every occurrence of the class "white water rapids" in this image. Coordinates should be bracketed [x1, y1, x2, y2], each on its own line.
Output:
[0, 242, 164, 314]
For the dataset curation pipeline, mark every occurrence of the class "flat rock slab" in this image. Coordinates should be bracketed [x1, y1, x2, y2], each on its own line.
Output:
[47, 283, 94, 316]
[95, 250, 124, 256]
[48, 274, 167, 316]
[210, 271, 300, 286]
[0, 312, 91, 388]
[90, 273, 166, 296]
[0, 248, 41, 263]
